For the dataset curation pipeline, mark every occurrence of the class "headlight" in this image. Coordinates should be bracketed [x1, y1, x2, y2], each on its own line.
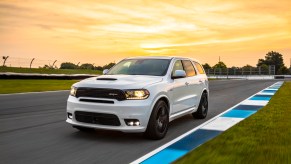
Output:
[70, 87, 77, 97]
[124, 89, 150, 100]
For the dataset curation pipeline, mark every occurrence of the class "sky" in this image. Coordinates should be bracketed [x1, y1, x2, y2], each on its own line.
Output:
[1, 0, 291, 68]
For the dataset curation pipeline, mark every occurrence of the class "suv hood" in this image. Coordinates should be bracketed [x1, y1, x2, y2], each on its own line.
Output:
[74, 75, 163, 89]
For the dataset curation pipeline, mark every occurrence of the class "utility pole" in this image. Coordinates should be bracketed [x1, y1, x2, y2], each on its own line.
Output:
[219, 56, 220, 62]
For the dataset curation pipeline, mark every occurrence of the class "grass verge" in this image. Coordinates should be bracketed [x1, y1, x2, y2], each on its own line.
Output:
[0, 66, 101, 74]
[176, 82, 291, 164]
[0, 80, 78, 94]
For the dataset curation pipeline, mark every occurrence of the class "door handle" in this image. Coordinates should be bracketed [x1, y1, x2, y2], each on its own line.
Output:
[185, 82, 189, 86]
[199, 79, 203, 83]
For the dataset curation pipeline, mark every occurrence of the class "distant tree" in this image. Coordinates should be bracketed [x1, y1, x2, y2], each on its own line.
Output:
[277, 66, 290, 75]
[259, 64, 269, 74]
[202, 63, 211, 70]
[95, 66, 103, 71]
[241, 65, 256, 75]
[257, 51, 285, 74]
[243, 64, 255, 68]
[41, 64, 56, 69]
[60, 62, 77, 69]
[42, 65, 50, 69]
[228, 66, 239, 75]
[213, 61, 227, 69]
[80, 63, 94, 70]
[230, 66, 239, 69]
[103, 62, 115, 70]
[242, 64, 255, 69]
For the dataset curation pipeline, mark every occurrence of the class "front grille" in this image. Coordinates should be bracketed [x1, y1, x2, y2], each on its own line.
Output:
[76, 88, 126, 101]
[79, 99, 114, 104]
[75, 111, 121, 126]
[96, 78, 117, 81]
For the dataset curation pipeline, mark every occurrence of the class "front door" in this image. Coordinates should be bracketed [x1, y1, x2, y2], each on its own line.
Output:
[170, 60, 193, 114]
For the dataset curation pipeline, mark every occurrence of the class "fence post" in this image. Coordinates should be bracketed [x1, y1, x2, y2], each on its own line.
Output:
[30, 58, 35, 69]
[52, 60, 57, 68]
[2, 56, 9, 66]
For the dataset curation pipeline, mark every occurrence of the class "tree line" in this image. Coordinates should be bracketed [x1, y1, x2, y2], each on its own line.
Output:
[57, 51, 290, 75]
[202, 51, 291, 75]
[59, 62, 116, 71]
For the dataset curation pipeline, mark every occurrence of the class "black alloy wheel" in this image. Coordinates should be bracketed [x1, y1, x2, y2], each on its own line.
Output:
[144, 100, 169, 140]
[193, 92, 208, 119]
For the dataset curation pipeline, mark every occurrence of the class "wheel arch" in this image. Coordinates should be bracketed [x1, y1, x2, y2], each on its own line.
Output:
[201, 88, 209, 98]
[148, 94, 171, 119]
[153, 95, 170, 113]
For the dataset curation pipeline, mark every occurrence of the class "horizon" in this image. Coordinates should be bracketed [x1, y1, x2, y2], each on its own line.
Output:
[1, 0, 291, 67]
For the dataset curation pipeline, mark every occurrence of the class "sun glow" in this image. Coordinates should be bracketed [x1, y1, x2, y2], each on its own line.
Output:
[1, 0, 291, 67]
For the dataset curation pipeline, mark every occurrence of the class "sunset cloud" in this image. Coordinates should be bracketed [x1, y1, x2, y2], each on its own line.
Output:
[0, 0, 290, 67]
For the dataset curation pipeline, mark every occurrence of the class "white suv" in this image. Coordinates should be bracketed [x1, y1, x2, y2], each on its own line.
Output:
[66, 56, 209, 139]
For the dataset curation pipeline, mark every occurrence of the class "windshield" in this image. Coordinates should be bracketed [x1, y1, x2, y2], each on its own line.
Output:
[107, 59, 171, 76]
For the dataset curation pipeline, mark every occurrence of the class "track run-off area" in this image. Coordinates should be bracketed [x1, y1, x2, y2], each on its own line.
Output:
[0, 80, 280, 164]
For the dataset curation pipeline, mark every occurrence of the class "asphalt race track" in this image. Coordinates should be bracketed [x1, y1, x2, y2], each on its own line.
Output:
[0, 80, 277, 164]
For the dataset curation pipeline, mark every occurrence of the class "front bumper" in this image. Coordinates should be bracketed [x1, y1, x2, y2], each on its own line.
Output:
[66, 96, 153, 133]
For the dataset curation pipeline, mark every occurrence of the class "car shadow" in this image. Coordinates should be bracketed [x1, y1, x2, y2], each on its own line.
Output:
[66, 114, 202, 143]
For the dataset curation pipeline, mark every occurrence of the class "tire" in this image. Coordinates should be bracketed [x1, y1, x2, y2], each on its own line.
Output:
[192, 92, 208, 119]
[144, 101, 169, 140]
[73, 126, 94, 132]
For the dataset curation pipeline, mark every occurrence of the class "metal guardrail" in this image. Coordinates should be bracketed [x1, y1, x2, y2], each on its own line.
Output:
[208, 75, 291, 80]
[1, 72, 289, 80]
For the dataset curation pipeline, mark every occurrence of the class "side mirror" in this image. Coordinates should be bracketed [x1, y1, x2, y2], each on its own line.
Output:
[103, 69, 109, 75]
[172, 70, 186, 79]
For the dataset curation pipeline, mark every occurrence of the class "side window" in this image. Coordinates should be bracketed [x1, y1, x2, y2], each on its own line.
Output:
[194, 62, 206, 74]
[182, 60, 196, 77]
[172, 60, 184, 75]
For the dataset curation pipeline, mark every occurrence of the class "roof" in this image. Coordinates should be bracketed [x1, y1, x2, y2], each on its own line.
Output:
[125, 56, 173, 60]
[125, 56, 199, 62]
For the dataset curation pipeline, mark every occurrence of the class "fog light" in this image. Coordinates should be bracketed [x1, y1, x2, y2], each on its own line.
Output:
[129, 122, 134, 126]
[68, 113, 73, 119]
[125, 119, 140, 126]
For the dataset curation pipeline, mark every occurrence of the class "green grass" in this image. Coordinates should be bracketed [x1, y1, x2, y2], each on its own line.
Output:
[176, 82, 291, 164]
[0, 80, 79, 94]
[0, 66, 101, 74]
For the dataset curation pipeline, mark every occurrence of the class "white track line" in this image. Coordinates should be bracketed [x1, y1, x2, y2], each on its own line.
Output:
[0, 90, 69, 96]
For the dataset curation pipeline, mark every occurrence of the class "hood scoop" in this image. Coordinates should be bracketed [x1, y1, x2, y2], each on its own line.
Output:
[96, 78, 117, 81]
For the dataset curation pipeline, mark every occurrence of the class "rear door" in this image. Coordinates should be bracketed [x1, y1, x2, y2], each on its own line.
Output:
[193, 61, 208, 95]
